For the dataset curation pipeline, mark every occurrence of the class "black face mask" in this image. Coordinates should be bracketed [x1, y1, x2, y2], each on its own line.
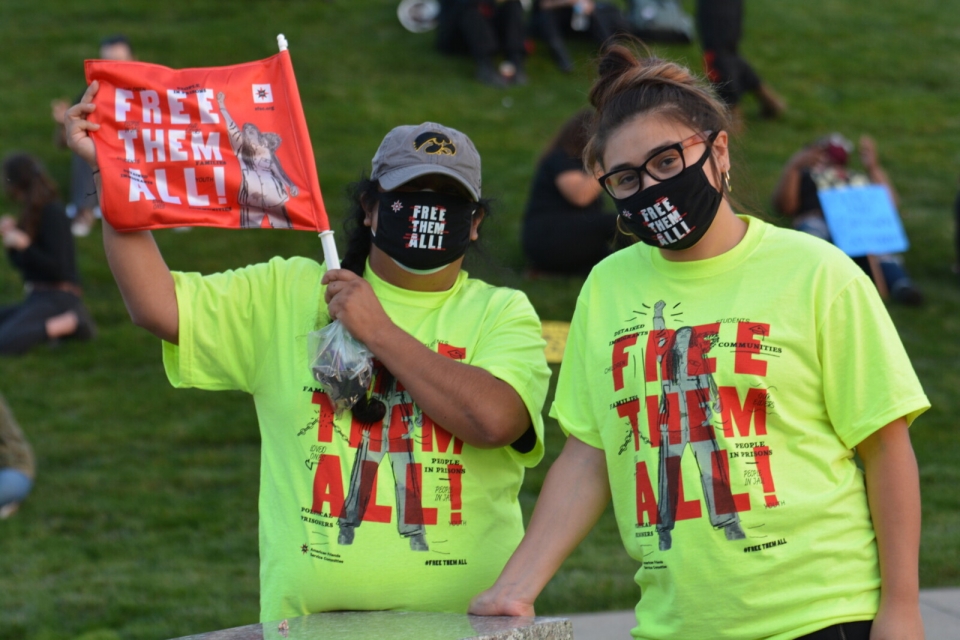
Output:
[371, 191, 477, 272]
[612, 149, 722, 251]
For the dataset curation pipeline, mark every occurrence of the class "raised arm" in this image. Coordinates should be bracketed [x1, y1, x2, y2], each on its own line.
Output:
[469, 435, 611, 616]
[64, 81, 179, 344]
[771, 145, 825, 216]
[859, 135, 900, 209]
[856, 418, 924, 640]
[216, 92, 243, 156]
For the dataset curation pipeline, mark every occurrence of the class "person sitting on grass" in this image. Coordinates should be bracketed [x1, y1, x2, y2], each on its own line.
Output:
[1, 153, 95, 355]
[66, 84, 551, 622]
[772, 133, 924, 306]
[0, 392, 34, 520]
[521, 108, 619, 275]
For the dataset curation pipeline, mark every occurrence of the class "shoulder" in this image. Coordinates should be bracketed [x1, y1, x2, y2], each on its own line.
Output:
[457, 275, 539, 318]
[228, 255, 322, 281]
[175, 255, 323, 294]
[587, 243, 648, 284]
[756, 219, 863, 275]
[748, 219, 875, 309]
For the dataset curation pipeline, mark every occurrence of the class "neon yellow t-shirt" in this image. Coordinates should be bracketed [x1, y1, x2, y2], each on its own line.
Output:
[163, 257, 550, 622]
[552, 216, 929, 640]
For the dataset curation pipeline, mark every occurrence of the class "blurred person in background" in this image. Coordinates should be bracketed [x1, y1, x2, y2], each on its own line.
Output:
[1, 153, 95, 355]
[522, 109, 619, 274]
[51, 34, 134, 237]
[436, 0, 529, 87]
[0, 393, 34, 520]
[772, 133, 923, 305]
[529, 0, 631, 73]
[697, 0, 785, 127]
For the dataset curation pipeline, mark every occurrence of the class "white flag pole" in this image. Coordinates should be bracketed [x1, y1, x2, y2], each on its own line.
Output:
[277, 33, 341, 270]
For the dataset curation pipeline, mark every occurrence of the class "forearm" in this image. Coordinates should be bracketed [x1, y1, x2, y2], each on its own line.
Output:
[772, 164, 804, 215]
[364, 322, 529, 448]
[858, 418, 921, 607]
[474, 436, 611, 611]
[867, 166, 901, 208]
[98, 177, 179, 343]
[556, 171, 604, 208]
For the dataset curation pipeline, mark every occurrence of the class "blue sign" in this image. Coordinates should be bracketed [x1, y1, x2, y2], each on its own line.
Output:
[818, 184, 909, 257]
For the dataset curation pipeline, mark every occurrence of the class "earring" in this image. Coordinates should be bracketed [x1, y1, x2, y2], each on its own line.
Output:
[723, 171, 732, 193]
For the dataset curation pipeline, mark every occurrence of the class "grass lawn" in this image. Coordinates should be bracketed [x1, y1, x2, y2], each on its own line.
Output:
[1, 1, 958, 638]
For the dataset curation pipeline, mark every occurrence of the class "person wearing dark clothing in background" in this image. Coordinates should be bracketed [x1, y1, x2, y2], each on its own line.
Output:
[772, 134, 923, 306]
[436, 0, 528, 87]
[697, 0, 785, 124]
[530, 0, 631, 73]
[1, 154, 95, 355]
[51, 34, 134, 237]
[522, 110, 619, 274]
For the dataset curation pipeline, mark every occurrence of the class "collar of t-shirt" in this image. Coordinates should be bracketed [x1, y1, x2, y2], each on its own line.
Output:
[363, 259, 468, 310]
[647, 214, 766, 280]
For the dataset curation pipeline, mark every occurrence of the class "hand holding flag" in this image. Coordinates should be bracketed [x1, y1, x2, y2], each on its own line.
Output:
[81, 45, 328, 234]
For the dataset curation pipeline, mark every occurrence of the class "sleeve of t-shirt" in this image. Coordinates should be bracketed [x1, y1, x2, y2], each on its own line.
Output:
[469, 289, 552, 467]
[819, 273, 930, 449]
[549, 280, 604, 451]
[163, 257, 302, 394]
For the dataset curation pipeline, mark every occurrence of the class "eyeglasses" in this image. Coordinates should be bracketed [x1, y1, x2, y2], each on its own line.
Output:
[598, 131, 718, 199]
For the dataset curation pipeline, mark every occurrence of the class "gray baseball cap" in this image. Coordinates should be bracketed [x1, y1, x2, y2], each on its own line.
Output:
[371, 122, 481, 201]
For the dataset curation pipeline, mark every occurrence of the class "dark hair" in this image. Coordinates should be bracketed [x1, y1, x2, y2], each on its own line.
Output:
[584, 41, 732, 189]
[340, 173, 493, 277]
[542, 109, 595, 164]
[3, 153, 59, 239]
[100, 34, 131, 50]
[340, 175, 381, 276]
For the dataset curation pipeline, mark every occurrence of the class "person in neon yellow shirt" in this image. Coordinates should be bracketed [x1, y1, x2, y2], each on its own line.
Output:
[471, 43, 928, 640]
[65, 87, 550, 621]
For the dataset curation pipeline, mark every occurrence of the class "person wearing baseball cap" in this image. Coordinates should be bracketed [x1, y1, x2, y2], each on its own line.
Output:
[66, 110, 550, 620]
[315, 123, 549, 615]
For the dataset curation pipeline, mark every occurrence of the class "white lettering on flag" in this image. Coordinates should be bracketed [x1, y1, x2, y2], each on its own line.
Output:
[252, 84, 273, 103]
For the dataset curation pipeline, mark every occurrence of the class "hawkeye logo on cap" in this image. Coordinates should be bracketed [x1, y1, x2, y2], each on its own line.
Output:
[414, 132, 456, 156]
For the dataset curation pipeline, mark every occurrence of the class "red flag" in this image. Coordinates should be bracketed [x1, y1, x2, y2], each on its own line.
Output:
[84, 51, 328, 232]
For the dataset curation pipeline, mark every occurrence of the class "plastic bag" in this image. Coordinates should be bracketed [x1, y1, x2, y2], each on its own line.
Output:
[307, 320, 374, 416]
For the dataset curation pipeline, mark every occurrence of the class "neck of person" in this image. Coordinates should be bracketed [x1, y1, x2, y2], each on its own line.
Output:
[658, 201, 747, 263]
[367, 245, 465, 292]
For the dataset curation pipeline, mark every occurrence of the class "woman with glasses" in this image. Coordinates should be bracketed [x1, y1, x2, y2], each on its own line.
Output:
[471, 43, 928, 640]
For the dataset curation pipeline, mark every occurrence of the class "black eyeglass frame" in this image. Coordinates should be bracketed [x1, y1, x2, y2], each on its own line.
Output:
[597, 130, 720, 199]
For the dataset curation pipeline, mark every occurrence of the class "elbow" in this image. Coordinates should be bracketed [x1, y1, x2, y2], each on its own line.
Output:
[128, 308, 177, 344]
[470, 414, 531, 450]
[772, 197, 794, 217]
[474, 430, 517, 450]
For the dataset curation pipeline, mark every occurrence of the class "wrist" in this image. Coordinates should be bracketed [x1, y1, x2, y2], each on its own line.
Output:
[356, 315, 403, 355]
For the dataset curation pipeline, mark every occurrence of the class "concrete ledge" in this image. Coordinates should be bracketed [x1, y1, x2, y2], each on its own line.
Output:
[171, 611, 573, 640]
